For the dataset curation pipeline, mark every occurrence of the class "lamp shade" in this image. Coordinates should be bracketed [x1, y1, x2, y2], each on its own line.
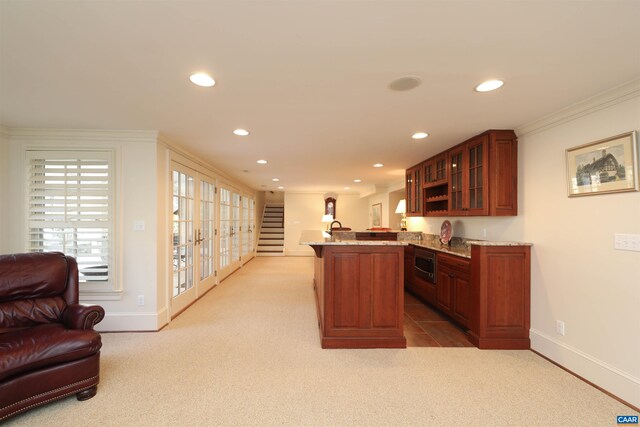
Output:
[395, 199, 406, 214]
[321, 214, 334, 223]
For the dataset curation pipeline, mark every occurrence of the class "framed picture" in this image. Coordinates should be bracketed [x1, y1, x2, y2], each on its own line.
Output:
[372, 203, 382, 227]
[566, 131, 638, 197]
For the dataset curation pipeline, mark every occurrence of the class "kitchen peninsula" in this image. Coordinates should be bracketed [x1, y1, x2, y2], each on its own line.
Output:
[300, 230, 408, 349]
[301, 230, 532, 350]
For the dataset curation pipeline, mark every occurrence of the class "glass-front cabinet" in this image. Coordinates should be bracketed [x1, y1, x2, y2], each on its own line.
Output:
[406, 129, 517, 218]
[405, 163, 423, 216]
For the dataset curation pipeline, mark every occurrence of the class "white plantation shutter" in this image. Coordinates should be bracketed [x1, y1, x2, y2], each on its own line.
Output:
[26, 150, 114, 289]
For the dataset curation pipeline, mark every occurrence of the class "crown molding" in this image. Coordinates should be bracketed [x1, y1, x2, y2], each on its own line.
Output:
[516, 78, 640, 137]
[7, 128, 160, 142]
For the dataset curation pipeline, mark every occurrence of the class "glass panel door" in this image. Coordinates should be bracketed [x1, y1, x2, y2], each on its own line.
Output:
[198, 177, 216, 293]
[218, 186, 243, 280]
[249, 199, 255, 254]
[172, 165, 195, 314]
[241, 196, 249, 258]
[219, 187, 231, 272]
[231, 192, 241, 262]
[171, 163, 217, 317]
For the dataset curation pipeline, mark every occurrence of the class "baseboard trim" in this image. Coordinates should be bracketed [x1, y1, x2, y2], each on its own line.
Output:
[530, 328, 640, 409]
[96, 311, 162, 332]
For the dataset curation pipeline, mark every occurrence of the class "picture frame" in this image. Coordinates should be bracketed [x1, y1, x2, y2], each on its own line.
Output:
[371, 203, 382, 227]
[566, 131, 638, 197]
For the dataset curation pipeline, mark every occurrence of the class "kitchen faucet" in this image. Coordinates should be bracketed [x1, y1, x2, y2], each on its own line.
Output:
[330, 220, 342, 230]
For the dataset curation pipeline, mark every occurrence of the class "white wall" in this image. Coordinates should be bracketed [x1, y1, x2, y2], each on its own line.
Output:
[4, 130, 162, 331]
[3, 129, 259, 332]
[0, 127, 9, 254]
[521, 94, 640, 408]
[284, 192, 369, 255]
[404, 85, 640, 407]
[388, 190, 404, 230]
[265, 190, 284, 204]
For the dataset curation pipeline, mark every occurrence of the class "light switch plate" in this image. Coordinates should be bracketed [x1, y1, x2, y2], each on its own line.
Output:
[133, 220, 145, 232]
[614, 234, 640, 252]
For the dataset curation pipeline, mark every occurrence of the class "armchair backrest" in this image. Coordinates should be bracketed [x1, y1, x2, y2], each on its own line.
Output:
[0, 252, 79, 328]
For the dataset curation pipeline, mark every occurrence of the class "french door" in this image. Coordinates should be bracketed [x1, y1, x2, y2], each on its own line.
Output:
[171, 162, 216, 316]
[219, 186, 242, 280]
[241, 196, 255, 262]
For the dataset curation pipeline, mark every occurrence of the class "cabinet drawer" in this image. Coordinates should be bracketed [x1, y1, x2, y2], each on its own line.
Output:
[437, 253, 470, 272]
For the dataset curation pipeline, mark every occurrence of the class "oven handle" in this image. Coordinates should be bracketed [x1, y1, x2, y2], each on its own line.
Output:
[414, 265, 432, 276]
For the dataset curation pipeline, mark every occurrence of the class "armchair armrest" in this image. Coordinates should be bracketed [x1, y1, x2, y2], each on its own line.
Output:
[63, 303, 105, 330]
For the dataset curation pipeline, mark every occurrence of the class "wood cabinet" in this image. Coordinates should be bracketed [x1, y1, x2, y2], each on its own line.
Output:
[312, 245, 406, 349]
[403, 245, 415, 290]
[448, 130, 517, 216]
[468, 245, 531, 349]
[356, 232, 398, 241]
[423, 153, 449, 216]
[405, 163, 423, 217]
[404, 246, 437, 305]
[405, 129, 517, 217]
[436, 253, 471, 328]
[408, 244, 531, 350]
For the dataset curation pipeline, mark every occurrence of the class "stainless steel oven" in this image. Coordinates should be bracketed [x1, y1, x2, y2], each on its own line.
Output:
[414, 247, 436, 284]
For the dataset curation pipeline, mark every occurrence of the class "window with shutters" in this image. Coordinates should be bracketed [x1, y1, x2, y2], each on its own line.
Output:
[26, 150, 116, 293]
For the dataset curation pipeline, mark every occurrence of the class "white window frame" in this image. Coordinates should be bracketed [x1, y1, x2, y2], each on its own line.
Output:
[25, 149, 119, 297]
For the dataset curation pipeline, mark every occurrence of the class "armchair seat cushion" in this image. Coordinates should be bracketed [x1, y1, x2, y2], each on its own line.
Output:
[0, 324, 102, 382]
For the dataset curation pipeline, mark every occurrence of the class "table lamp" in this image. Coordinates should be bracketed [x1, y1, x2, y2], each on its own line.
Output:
[395, 199, 407, 231]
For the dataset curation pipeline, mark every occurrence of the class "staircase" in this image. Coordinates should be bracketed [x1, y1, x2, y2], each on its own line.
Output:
[257, 203, 284, 256]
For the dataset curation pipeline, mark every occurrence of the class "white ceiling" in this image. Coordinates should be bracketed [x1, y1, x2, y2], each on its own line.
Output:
[1, 1, 639, 195]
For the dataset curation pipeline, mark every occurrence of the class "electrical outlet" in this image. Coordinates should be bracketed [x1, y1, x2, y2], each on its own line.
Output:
[137, 295, 145, 306]
[614, 233, 640, 252]
[556, 320, 565, 336]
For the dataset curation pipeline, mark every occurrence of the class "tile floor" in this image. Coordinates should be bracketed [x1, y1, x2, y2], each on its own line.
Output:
[404, 291, 474, 347]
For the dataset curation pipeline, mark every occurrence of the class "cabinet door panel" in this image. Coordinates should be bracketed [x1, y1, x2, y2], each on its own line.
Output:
[467, 135, 489, 215]
[331, 254, 360, 328]
[371, 253, 400, 328]
[448, 149, 466, 215]
[490, 137, 518, 215]
[453, 272, 471, 328]
[436, 268, 453, 314]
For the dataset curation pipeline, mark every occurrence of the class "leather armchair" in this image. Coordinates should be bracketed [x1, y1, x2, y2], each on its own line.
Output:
[0, 252, 105, 421]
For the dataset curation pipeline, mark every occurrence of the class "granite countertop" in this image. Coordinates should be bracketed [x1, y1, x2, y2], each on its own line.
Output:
[299, 230, 408, 246]
[406, 239, 472, 258]
[299, 230, 532, 257]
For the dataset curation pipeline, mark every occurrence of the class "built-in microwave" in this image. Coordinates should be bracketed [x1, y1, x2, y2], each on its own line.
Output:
[414, 247, 436, 284]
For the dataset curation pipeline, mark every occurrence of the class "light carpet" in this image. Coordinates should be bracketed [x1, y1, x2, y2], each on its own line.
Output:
[6, 257, 637, 426]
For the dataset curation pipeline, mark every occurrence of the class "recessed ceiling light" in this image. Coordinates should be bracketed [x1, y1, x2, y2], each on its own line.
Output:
[233, 129, 249, 136]
[475, 80, 504, 92]
[257, 160, 267, 164]
[412, 132, 429, 139]
[373, 163, 384, 168]
[272, 178, 279, 182]
[353, 179, 362, 183]
[277, 186, 284, 189]
[389, 76, 422, 91]
[189, 72, 215, 87]
[344, 187, 350, 190]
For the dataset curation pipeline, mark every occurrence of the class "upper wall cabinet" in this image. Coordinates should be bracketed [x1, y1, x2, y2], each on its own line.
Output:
[407, 129, 518, 217]
[405, 164, 423, 217]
